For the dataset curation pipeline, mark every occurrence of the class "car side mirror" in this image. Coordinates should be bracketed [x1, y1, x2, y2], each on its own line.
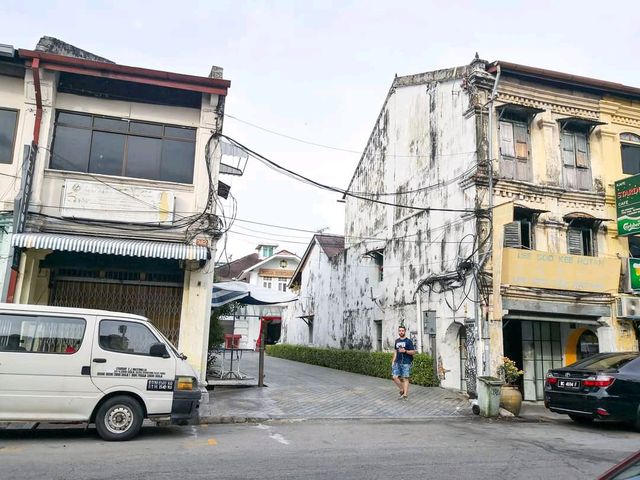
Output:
[150, 343, 170, 358]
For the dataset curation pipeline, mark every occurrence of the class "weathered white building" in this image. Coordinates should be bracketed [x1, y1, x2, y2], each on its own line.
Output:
[284, 56, 640, 399]
[216, 244, 300, 348]
[0, 37, 231, 379]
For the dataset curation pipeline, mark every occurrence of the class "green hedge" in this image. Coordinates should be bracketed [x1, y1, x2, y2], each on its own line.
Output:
[266, 344, 439, 387]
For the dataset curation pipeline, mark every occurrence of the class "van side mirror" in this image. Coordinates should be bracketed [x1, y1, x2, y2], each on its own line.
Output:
[150, 343, 170, 358]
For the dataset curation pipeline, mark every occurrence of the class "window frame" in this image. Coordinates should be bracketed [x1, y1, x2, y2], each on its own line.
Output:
[97, 319, 163, 357]
[620, 132, 640, 176]
[498, 112, 532, 182]
[560, 128, 592, 191]
[50, 110, 197, 184]
[567, 224, 597, 257]
[0, 107, 19, 165]
[0, 313, 86, 355]
[262, 277, 273, 289]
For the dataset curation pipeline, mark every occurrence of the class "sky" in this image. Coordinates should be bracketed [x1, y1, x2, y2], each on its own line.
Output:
[2, 0, 639, 262]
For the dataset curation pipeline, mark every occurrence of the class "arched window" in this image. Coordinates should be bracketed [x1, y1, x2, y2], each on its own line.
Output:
[621, 132, 640, 175]
[577, 330, 599, 361]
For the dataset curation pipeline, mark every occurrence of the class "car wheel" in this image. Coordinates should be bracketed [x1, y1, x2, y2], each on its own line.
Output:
[95, 395, 144, 441]
[568, 414, 594, 424]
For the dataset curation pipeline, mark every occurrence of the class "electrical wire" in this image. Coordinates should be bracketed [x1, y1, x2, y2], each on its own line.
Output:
[224, 113, 477, 160]
[218, 134, 478, 214]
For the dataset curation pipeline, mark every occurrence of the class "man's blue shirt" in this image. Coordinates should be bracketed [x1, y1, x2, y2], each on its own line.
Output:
[394, 337, 414, 364]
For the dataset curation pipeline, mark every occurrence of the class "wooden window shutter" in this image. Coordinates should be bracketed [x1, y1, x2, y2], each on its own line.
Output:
[561, 132, 576, 166]
[499, 121, 515, 157]
[575, 133, 589, 168]
[503, 222, 522, 248]
[514, 123, 529, 160]
[567, 228, 584, 255]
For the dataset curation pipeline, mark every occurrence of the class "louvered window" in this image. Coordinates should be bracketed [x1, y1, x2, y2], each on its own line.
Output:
[503, 209, 536, 249]
[499, 119, 531, 181]
[561, 130, 592, 191]
[567, 227, 596, 256]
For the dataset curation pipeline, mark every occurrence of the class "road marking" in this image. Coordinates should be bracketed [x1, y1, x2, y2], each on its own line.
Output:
[207, 438, 218, 446]
[0, 446, 23, 453]
[269, 433, 290, 445]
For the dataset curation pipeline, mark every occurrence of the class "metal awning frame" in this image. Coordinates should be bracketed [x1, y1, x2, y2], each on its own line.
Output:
[558, 116, 606, 136]
[11, 233, 210, 261]
[496, 102, 545, 121]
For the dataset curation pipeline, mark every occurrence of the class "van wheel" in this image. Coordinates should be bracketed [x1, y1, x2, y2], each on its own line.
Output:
[95, 396, 144, 441]
[568, 414, 594, 424]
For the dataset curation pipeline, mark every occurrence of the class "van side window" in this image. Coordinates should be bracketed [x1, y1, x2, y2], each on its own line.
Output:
[0, 314, 85, 354]
[99, 320, 160, 356]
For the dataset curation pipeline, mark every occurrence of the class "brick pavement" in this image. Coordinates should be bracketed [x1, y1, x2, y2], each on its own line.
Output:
[204, 352, 472, 422]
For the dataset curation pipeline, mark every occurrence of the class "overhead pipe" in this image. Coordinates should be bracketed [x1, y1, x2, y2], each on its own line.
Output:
[6, 58, 43, 303]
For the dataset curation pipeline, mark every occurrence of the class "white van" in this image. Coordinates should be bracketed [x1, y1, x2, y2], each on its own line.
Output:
[0, 303, 202, 441]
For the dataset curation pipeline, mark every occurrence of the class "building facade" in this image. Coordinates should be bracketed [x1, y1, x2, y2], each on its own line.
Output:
[216, 244, 300, 348]
[0, 37, 230, 379]
[283, 56, 640, 399]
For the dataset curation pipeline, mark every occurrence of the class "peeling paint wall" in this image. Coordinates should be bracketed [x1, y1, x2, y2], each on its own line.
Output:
[285, 65, 481, 390]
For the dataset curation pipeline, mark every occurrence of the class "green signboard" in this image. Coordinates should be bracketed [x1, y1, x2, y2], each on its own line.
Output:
[629, 258, 640, 291]
[615, 174, 640, 236]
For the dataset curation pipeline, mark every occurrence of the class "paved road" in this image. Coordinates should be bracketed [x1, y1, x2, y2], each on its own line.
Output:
[208, 353, 471, 420]
[0, 418, 637, 479]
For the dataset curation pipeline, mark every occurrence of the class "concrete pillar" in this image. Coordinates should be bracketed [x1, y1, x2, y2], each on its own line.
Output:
[15, 249, 50, 304]
[178, 261, 213, 381]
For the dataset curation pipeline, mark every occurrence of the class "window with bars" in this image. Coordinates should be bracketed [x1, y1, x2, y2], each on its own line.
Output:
[561, 129, 592, 191]
[499, 117, 531, 181]
[621, 132, 640, 175]
[50, 111, 196, 183]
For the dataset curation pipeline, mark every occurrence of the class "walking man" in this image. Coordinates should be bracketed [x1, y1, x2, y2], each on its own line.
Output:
[392, 325, 416, 399]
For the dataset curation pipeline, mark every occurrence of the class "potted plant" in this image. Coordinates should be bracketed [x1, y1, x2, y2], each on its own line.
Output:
[497, 356, 524, 416]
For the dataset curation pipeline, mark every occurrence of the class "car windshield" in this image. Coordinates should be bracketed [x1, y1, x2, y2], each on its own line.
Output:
[567, 353, 637, 371]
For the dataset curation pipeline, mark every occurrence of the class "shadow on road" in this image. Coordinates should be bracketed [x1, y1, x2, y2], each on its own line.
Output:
[0, 424, 194, 442]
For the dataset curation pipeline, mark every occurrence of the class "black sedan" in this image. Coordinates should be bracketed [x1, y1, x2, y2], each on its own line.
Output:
[544, 352, 640, 429]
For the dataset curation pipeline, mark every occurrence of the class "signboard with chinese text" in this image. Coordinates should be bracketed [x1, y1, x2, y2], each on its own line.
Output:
[502, 248, 620, 294]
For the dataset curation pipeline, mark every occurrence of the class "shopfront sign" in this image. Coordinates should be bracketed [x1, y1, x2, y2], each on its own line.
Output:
[628, 258, 640, 291]
[61, 179, 175, 224]
[615, 174, 640, 236]
[502, 248, 620, 293]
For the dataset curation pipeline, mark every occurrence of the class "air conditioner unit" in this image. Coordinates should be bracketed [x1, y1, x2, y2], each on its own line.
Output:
[617, 296, 640, 319]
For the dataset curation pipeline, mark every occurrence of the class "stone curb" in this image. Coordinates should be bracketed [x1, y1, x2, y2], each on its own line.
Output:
[199, 414, 476, 425]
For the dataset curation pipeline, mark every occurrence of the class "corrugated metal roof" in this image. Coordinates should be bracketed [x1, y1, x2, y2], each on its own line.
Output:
[12, 233, 209, 261]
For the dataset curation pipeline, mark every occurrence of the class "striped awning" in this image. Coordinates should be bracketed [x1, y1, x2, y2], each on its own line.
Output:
[12, 233, 210, 261]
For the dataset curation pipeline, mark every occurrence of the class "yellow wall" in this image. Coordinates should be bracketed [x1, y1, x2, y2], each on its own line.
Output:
[490, 78, 640, 368]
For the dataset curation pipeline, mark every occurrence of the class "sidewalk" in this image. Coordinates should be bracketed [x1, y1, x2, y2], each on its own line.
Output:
[202, 352, 473, 423]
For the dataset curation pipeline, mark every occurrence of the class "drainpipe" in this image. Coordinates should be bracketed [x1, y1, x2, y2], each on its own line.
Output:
[482, 64, 501, 375]
[416, 289, 423, 353]
[6, 58, 43, 303]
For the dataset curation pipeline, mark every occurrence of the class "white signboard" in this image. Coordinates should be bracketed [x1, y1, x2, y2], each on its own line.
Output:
[61, 179, 175, 224]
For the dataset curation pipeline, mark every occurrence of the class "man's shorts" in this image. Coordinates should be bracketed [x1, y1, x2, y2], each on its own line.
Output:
[392, 362, 412, 378]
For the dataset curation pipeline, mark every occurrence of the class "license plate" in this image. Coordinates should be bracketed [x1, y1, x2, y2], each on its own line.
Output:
[558, 379, 580, 389]
[147, 379, 175, 391]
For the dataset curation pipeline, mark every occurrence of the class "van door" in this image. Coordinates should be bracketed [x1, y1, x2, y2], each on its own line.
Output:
[91, 318, 177, 415]
[0, 312, 101, 421]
